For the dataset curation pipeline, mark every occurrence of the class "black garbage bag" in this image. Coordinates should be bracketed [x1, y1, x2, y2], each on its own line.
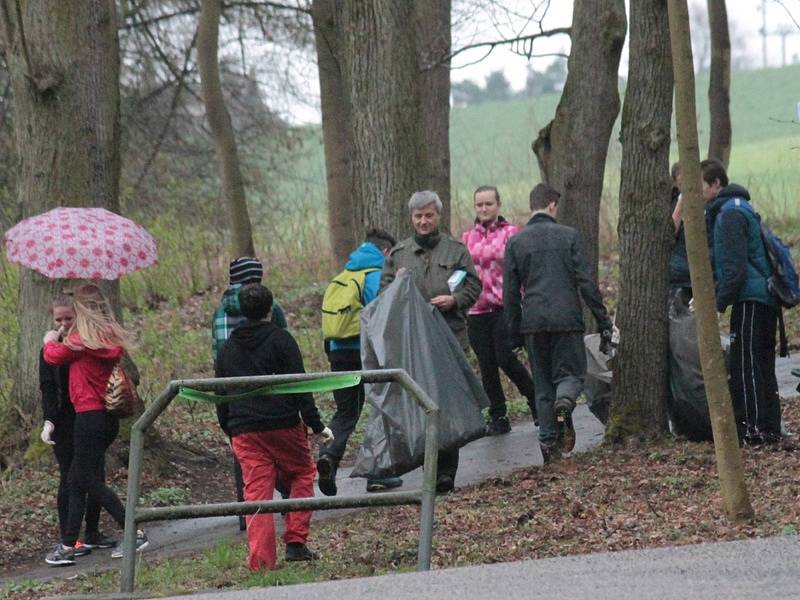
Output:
[350, 272, 489, 479]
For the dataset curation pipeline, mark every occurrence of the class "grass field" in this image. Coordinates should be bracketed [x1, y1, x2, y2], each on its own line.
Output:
[283, 63, 800, 236]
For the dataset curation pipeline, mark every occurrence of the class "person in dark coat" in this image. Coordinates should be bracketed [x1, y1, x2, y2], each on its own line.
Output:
[215, 283, 333, 569]
[503, 183, 613, 462]
[701, 159, 781, 444]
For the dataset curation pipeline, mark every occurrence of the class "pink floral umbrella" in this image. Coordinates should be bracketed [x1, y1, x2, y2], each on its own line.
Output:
[4, 207, 158, 280]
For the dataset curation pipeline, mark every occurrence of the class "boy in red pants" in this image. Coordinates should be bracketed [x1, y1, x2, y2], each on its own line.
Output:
[215, 283, 333, 569]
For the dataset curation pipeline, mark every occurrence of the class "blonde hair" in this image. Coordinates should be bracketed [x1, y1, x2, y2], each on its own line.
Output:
[66, 284, 133, 351]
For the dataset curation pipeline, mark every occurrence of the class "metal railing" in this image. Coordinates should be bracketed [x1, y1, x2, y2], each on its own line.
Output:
[120, 369, 439, 594]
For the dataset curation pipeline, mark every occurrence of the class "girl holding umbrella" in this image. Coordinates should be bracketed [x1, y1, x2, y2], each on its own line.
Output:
[43, 283, 149, 565]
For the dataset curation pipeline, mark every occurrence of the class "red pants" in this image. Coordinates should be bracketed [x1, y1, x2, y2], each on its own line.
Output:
[231, 422, 316, 570]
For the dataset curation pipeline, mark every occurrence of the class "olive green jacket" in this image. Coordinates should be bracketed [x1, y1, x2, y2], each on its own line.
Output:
[380, 234, 481, 348]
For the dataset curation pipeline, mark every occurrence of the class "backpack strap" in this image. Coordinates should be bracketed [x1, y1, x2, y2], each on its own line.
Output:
[778, 308, 789, 358]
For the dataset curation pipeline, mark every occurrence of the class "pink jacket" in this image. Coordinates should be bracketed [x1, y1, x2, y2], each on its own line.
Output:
[462, 217, 520, 315]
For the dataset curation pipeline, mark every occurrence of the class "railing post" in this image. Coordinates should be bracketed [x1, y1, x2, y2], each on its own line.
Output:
[120, 425, 145, 593]
[417, 408, 439, 571]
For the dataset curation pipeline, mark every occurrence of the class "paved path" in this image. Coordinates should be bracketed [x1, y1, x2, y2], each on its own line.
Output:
[7, 355, 799, 587]
[150, 535, 800, 600]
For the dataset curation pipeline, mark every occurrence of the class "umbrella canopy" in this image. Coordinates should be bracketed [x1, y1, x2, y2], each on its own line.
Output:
[4, 207, 158, 280]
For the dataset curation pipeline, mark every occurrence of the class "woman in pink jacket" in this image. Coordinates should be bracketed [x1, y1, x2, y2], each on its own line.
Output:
[462, 186, 537, 435]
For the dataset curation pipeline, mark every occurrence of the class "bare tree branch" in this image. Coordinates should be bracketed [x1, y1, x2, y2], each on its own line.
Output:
[433, 26, 570, 69]
[773, 0, 800, 31]
[120, 1, 309, 31]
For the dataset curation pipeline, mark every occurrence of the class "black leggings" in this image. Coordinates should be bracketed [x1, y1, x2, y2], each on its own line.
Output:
[52, 423, 101, 541]
[63, 410, 126, 547]
[468, 311, 536, 420]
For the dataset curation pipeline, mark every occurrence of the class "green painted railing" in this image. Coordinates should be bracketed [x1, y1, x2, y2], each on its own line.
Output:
[120, 369, 439, 594]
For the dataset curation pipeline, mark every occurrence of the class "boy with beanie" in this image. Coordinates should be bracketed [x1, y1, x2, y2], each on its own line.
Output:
[211, 256, 289, 530]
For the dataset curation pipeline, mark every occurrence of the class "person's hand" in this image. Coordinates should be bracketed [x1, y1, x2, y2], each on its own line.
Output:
[43, 330, 60, 345]
[599, 329, 614, 356]
[41, 421, 55, 445]
[316, 427, 334, 444]
[430, 295, 456, 311]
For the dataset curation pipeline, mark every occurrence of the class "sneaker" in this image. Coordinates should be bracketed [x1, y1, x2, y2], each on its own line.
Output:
[83, 531, 116, 549]
[487, 416, 511, 436]
[555, 401, 576, 453]
[317, 455, 338, 497]
[285, 542, 319, 562]
[73, 541, 92, 557]
[435, 475, 455, 494]
[540, 443, 561, 465]
[45, 544, 75, 566]
[111, 530, 149, 559]
[366, 476, 403, 493]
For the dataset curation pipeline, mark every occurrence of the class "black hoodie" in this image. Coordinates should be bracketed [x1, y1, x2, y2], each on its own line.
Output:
[215, 320, 324, 437]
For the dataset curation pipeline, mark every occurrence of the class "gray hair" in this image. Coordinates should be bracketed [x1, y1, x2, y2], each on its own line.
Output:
[408, 190, 442, 213]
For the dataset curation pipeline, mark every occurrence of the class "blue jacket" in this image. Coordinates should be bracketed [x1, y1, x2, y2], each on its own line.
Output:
[706, 184, 773, 311]
[328, 242, 385, 352]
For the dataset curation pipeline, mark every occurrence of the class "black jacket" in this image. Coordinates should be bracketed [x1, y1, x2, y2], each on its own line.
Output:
[215, 320, 324, 437]
[39, 349, 73, 428]
[503, 213, 612, 335]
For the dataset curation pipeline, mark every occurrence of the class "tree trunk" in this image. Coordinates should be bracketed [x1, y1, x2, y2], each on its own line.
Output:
[0, 0, 122, 438]
[706, 0, 731, 167]
[606, 0, 674, 442]
[312, 0, 356, 265]
[337, 0, 422, 240]
[414, 0, 451, 232]
[196, 0, 255, 258]
[532, 0, 626, 285]
[667, 0, 753, 523]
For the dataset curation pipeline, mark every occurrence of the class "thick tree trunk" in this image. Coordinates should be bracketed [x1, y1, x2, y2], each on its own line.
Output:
[197, 0, 255, 258]
[312, 0, 356, 265]
[606, 0, 674, 442]
[414, 0, 451, 232]
[668, 0, 753, 523]
[337, 0, 422, 239]
[532, 0, 626, 285]
[706, 0, 731, 167]
[0, 0, 121, 436]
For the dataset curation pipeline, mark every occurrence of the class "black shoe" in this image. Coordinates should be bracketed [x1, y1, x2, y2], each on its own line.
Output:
[435, 475, 455, 494]
[366, 477, 403, 493]
[317, 456, 338, 497]
[487, 417, 511, 436]
[555, 401, 576, 453]
[45, 544, 75, 566]
[83, 531, 116, 549]
[540, 443, 560, 465]
[285, 542, 319, 562]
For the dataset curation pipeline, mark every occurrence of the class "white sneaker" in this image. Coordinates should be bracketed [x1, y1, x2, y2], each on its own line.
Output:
[111, 530, 149, 559]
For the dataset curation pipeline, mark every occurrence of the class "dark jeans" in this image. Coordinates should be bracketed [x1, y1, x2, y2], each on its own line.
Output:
[52, 420, 101, 541]
[437, 448, 459, 480]
[63, 410, 125, 547]
[468, 311, 536, 420]
[728, 301, 780, 441]
[319, 350, 365, 468]
[525, 332, 586, 446]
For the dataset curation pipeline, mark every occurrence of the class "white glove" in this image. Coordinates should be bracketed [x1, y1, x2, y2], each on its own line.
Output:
[316, 427, 334, 444]
[41, 421, 55, 445]
[43, 330, 60, 345]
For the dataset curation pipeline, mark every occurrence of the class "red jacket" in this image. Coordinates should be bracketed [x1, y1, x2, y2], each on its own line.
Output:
[462, 217, 520, 315]
[43, 334, 123, 413]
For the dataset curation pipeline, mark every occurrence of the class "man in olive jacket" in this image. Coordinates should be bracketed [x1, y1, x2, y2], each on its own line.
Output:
[504, 183, 613, 462]
[380, 190, 481, 492]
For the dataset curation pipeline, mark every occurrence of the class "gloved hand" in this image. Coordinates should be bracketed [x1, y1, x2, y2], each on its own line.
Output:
[43, 330, 60, 345]
[599, 329, 614, 356]
[41, 420, 55, 445]
[316, 427, 334, 444]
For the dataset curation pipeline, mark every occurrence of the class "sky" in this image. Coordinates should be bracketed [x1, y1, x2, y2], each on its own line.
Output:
[279, 1, 800, 124]
[450, 0, 800, 91]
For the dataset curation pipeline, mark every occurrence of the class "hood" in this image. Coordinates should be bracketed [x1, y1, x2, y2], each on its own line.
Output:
[345, 242, 385, 271]
[707, 183, 751, 224]
[65, 333, 124, 360]
[229, 319, 277, 350]
[221, 286, 243, 317]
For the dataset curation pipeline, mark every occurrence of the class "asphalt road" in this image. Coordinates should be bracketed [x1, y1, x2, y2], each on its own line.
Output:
[150, 534, 800, 600]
